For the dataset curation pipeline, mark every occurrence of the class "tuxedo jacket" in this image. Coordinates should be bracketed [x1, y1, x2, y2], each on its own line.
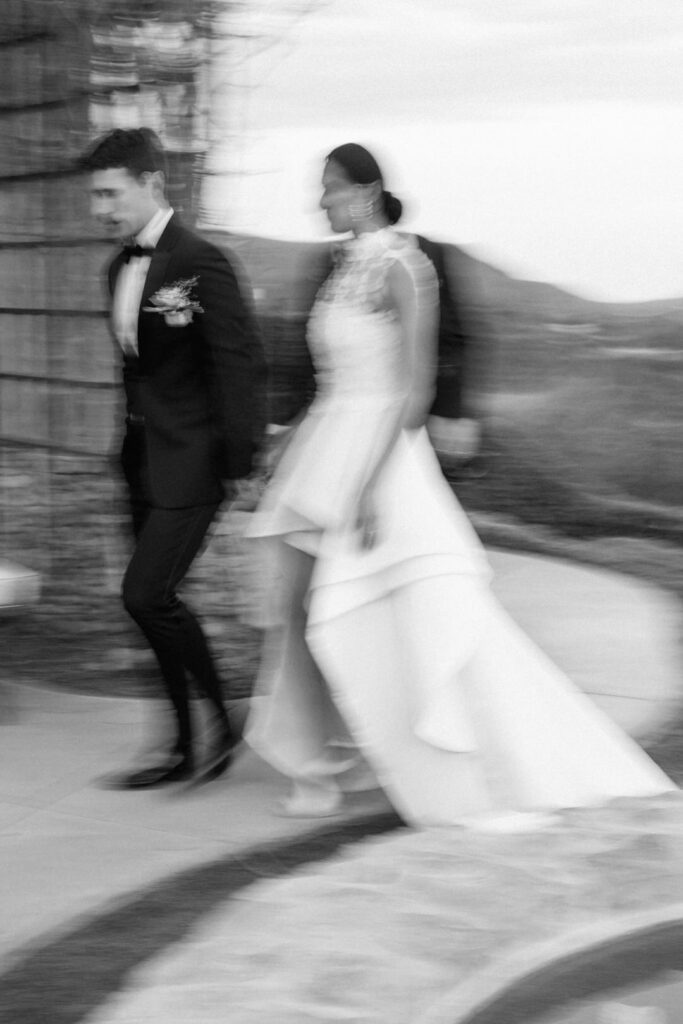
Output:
[107, 216, 266, 509]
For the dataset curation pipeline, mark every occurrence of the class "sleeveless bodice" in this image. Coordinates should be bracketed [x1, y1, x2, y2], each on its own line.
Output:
[307, 228, 437, 404]
[246, 228, 442, 538]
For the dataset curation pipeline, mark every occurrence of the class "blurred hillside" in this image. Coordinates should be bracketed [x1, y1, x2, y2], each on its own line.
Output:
[208, 230, 683, 540]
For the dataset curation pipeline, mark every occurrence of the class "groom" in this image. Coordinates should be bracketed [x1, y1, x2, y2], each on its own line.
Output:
[80, 128, 265, 788]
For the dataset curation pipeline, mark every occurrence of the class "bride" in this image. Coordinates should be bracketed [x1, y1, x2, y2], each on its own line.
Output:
[243, 142, 676, 828]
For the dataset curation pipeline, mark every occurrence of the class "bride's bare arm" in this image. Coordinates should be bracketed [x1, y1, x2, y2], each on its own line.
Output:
[355, 255, 438, 547]
[389, 257, 439, 430]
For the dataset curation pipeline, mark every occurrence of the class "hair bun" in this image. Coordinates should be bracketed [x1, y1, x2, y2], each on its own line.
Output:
[383, 190, 403, 225]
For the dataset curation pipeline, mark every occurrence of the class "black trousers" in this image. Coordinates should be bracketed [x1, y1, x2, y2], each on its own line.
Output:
[122, 502, 229, 755]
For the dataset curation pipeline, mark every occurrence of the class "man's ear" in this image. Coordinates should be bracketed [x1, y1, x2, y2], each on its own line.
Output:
[141, 170, 166, 198]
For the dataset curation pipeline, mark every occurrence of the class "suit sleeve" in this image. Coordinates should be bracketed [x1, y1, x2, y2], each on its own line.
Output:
[193, 242, 267, 479]
[417, 235, 470, 419]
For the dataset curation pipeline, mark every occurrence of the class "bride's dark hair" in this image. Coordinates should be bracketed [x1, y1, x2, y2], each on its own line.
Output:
[326, 142, 403, 225]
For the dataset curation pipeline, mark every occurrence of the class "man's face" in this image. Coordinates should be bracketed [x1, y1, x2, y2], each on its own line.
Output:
[89, 167, 160, 239]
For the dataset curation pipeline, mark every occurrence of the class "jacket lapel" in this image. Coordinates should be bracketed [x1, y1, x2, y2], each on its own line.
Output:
[136, 216, 186, 355]
[140, 214, 182, 309]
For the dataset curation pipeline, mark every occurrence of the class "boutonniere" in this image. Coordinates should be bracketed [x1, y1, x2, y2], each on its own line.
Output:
[144, 276, 204, 327]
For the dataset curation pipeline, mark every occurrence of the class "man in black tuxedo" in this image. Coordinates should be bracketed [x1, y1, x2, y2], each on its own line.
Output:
[80, 128, 265, 788]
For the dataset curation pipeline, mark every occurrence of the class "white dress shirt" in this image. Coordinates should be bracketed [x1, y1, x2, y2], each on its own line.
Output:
[112, 206, 174, 356]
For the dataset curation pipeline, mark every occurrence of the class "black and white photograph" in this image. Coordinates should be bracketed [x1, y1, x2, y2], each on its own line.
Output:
[1, 2, 683, 1022]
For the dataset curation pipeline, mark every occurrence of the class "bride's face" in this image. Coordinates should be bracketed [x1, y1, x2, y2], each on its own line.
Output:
[320, 160, 356, 233]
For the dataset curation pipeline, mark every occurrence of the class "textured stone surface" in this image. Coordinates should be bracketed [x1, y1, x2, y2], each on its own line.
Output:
[88, 794, 683, 1024]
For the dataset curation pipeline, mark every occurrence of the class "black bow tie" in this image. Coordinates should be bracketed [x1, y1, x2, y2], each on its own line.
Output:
[122, 243, 155, 262]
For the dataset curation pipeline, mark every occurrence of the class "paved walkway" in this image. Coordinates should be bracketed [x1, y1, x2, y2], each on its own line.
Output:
[2, 549, 683, 1023]
[85, 796, 683, 1024]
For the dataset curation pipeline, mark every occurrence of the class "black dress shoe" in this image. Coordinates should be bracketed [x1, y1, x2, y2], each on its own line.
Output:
[103, 755, 194, 790]
[191, 754, 232, 787]
[191, 732, 240, 787]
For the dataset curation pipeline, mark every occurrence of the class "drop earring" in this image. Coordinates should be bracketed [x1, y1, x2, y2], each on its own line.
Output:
[349, 190, 375, 221]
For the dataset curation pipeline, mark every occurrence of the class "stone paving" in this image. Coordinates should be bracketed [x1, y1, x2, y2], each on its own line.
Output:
[2, 548, 683, 1023]
[85, 794, 683, 1024]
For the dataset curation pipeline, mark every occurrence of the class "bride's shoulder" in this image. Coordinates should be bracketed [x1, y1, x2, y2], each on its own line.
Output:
[384, 231, 438, 291]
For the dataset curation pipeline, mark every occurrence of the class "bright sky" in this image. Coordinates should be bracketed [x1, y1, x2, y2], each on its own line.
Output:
[200, 0, 683, 303]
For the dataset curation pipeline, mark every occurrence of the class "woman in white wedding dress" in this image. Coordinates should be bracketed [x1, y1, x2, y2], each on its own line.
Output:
[244, 143, 676, 828]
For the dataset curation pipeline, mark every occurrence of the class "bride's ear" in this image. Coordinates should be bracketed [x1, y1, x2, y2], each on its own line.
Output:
[369, 180, 383, 203]
[360, 180, 383, 205]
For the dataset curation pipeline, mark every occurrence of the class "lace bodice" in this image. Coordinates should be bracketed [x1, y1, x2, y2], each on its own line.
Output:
[307, 228, 438, 402]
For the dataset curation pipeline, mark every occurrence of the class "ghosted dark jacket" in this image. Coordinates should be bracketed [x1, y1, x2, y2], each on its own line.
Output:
[107, 215, 266, 508]
[414, 234, 470, 420]
[286, 233, 472, 423]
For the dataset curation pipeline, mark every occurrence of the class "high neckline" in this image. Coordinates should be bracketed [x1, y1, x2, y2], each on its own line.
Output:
[343, 226, 400, 261]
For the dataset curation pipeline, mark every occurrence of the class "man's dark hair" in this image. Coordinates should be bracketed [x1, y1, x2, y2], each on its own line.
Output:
[78, 127, 168, 180]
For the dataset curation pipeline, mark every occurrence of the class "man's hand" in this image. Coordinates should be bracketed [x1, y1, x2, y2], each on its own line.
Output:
[227, 476, 263, 511]
[427, 416, 481, 461]
[261, 421, 299, 477]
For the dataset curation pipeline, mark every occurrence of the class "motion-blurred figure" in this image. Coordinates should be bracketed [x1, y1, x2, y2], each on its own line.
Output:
[80, 128, 265, 788]
[243, 142, 674, 827]
[264, 217, 484, 477]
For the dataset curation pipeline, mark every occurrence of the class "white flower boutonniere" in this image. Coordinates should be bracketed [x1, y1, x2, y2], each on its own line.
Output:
[144, 276, 204, 327]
